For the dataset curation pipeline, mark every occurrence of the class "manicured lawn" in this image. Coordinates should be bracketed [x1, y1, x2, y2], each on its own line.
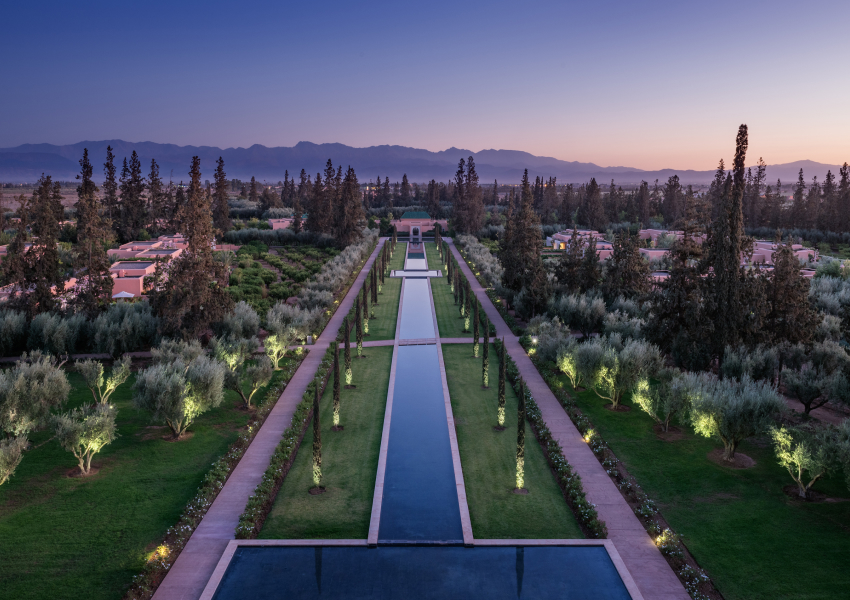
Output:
[259, 346, 392, 539]
[425, 242, 471, 338]
[442, 344, 583, 539]
[554, 373, 850, 600]
[0, 367, 285, 600]
[347, 242, 406, 342]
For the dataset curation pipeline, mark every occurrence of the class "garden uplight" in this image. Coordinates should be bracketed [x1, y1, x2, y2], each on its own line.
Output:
[531, 336, 538, 345]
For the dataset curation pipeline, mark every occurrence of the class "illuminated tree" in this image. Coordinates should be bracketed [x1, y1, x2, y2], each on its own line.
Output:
[0, 352, 70, 439]
[516, 379, 526, 490]
[77, 356, 131, 406]
[344, 317, 353, 385]
[0, 437, 27, 486]
[54, 404, 117, 476]
[473, 300, 480, 357]
[356, 297, 363, 357]
[482, 315, 490, 388]
[211, 336, 272, 409]
[497, 340, 506, 428]
[362, 285, 369, 335]
[332, 342, 342, 429]
[133, 354, 225, 439]
[312, 378, 323, 489]
[771, 424, 838, 499]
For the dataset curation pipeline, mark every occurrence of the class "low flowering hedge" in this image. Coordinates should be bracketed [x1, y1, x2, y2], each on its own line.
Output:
[521, 339, 717, 600]
[235, 347, 335, 538]
[123, 354, 306, 600]
[493, 338, 607, 539]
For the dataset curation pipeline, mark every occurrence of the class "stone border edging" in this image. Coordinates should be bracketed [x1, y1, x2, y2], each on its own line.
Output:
[367, 276, 406, 546]
[427, 276, 474, 547]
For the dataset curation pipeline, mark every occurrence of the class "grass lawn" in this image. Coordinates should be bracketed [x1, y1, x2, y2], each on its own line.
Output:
[425, 242, 471, 338]
[555, 374, 850, 600]
[442, 344, 583, 539]
[347, 242, 406, 342]
[259, 345, 393, 539]
[0, 365, 289, 600]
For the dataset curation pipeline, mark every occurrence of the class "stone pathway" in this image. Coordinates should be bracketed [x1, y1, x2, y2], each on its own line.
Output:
[446, 240, 689, 600]
[152, 239, 387, 600]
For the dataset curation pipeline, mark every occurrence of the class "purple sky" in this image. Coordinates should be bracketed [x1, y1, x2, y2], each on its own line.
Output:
[2, 0, 849, 170]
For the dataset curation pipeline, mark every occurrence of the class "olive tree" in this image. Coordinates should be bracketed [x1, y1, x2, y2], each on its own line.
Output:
[219, 300, 260, 339]
[783, 367, 836, 415]
[588, 338, 663, 409]
[771, 424, 838, 499]
[0, 437, 27, 486]
[76, 356, 131, 406]
[151, 339, 205, 364]
[632, 371, 694, 432]
[688, 374, 785, 462]
[53, 404, 118, 476]
[210, 336, 272, 409]
[133, 354, 225, 439]
[0, 352, 70, 439]
[264, 302, 319, 369]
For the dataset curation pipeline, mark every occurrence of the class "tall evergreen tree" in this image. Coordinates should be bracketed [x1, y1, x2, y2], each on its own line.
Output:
[103, 145, 119, 229]
[74, 149, 113, 317]
[516, 379, 526, 491]
[344, 317, 353, 385]
[355, 297, 363, 357]
[580, 178, 605, 230]
[213, 157, 231, 236]
[248, 176, 259, 205]
[513, 170, 549, 314]
[579, 236, 600, 292]
[426, 179, 441, 219]
[662, 175, 683, 226]
[482, 315, 490, 388]
[838, 164, 850, 233]
[147, 159, 165, 235]
[500, 189, 521, 290]
[15, 175, 65, 316]
[400, 174, 410, 204]
[555, 227, 585, 292]
[497, 340, 506, 428]
[765, 242, 818, 345]
[602, 232, 651, 300]
[473, 300, 480, 357]
[118, 151, 147, 242]
[333, 166, 365, 247]
[636, 180, 651, 226]
[312, 379, 322, 489]
[332, 341, 342, 429]
[150, 157, 233, 338]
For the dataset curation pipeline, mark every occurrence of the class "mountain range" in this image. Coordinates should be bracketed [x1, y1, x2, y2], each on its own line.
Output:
[0, 140, 844, 187]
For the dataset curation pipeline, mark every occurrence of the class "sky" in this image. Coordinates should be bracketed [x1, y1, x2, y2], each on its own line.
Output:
[2, 0, 849, 171]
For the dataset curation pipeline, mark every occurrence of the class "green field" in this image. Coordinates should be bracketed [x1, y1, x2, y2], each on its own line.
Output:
[425, 242, 471, 338]
[442, 344, 583, 539]
[554, 373, 850, 600]
[0, 366, 290, 600]
[346, 242, 406, 342]
[259, 346, 392, 539]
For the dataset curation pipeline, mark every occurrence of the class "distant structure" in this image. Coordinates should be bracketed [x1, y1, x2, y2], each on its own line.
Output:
[389, 211, 448, 243]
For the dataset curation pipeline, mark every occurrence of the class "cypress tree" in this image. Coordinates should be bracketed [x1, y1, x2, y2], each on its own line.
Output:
[482, 315, 490, 388]
[371, 268, 378, 304]
[333, 166, 365, 247]
[579, 236, 601, 292]
[213, 157, 231, 236]
[459, 278, 466, 316]
[556, 227, 585, 293]
[453, 270, 459, 302]
[362, 284, 369, 335]
[150, 157, 232, 338]
[312, 379, 323, 490]
[249, 176, 259, 205]
[293, 193, 303, 234]
[516, 379, 526, 491]
[148, 159, 164, 235]
[463, 283, 471, 332]
[102, 145, 119, 229]
[355, 298, 363, 357]
[332, 342, 342, 429]
[344, 317, 353, 385]
[73, 149, 113, 317]
[473, 300, 480, 357]
[497, 340, 506, 428]
[118, 151, 147, 242]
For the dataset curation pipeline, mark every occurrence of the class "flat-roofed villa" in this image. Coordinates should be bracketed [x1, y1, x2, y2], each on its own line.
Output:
[107, 235, 187, 260]
[389, 211, 448, 243]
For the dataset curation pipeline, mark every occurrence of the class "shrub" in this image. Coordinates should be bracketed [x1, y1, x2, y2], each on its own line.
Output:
[27, 312, 86, 356]
[262, 207, 294, 219]
[687, 374, 785, 461]
[816, 314, 843, 342]
[53, 404, 118, 476]
[133, 354, 225, 439]
[549, 292, 607, 339]
[456, 233, 504, 288]
[91, 301, 159, 357]
[527, 316, 573, 362]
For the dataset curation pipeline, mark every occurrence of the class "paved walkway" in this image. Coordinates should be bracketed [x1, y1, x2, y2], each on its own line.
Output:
[153, 239, 386, 600]
[446, 240, 688, 600]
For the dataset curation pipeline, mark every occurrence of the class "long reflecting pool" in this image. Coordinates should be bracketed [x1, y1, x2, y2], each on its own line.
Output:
[397, 278, 436, 340]
[378, 344, 462, 542]
[212, 545, 632, 600]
